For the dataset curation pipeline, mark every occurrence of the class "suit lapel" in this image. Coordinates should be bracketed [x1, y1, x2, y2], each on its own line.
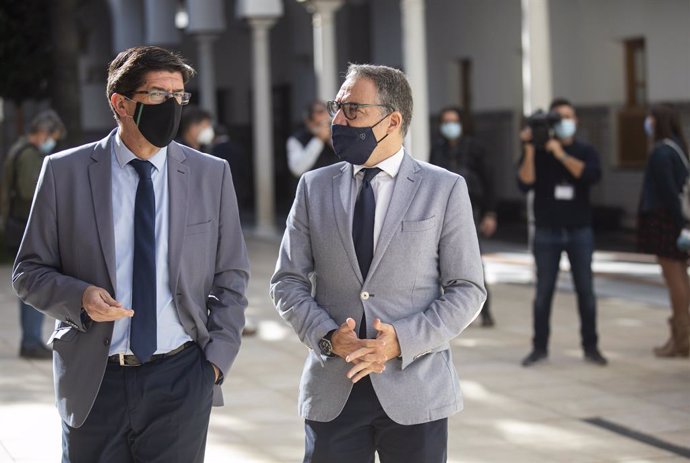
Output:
[332, 163, 363, 283]
[367, 152, 422, 280]
[167, 142, 189, 296]
[88, 131, 117, 293]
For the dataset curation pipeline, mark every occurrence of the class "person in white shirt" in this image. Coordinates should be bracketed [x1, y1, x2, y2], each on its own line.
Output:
[286, 100, 337, 177]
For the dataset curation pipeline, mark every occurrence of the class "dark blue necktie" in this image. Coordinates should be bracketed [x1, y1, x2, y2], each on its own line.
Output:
[129, 159, 157, 362]
[353, 167, 381, 338]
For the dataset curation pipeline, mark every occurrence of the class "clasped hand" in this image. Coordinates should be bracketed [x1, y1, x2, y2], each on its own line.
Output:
[331, 317, 401, 383]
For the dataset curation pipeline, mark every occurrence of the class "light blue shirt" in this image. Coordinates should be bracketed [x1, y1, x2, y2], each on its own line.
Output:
[109, 132, 191, 355]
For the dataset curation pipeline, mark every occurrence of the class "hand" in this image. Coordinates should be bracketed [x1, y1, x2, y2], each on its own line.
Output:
[332, 318, 386, 383]
[81, 285, 133, 322]
[545, 138, 565, 159]
[210, 363, 220, 383]
[479, 215, 497, 237]
[308, 120, 331, 142]
[344, 318, 401, 383]
[519, 127, 533, 143]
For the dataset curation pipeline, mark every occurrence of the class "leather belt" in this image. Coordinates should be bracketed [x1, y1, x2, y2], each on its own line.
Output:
[108, 341, 195, 367]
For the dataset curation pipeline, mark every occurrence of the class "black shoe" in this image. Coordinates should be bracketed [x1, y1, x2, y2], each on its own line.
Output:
[521, 350, 547, 367]
[584, 349, 608, 366]
[19, 344, 53, 360]
[481, 314, 495, 328]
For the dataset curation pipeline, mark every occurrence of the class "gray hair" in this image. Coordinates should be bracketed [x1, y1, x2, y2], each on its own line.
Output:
[345, 63, 413, 136]
[29, 109, 66, 138]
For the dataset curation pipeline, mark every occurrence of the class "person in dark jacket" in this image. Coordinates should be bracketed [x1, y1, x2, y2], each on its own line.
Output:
[430, 106, 497, 326]
[517, 98, 607, 367]
[1, 109, 66, 359]
[637, 103, 690, 358]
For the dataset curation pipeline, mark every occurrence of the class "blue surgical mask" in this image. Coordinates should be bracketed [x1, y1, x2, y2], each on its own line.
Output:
[39, 137, 56, 154]
[440, 122, 462, 140]
[554, 119, 576, 139]
[644, 117, 654, 137]
[331, 113, 390, 165]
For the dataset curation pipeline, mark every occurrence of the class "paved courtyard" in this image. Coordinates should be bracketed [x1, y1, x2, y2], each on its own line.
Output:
[0, 236, 688, 462]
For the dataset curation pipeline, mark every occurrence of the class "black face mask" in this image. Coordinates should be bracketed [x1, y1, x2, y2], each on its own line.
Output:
[331, 113, 391, 165]
[130, 97, 182, 148]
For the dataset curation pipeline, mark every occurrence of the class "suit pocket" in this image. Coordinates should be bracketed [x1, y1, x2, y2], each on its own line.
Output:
[402, 216, 436, 232]
[48, 327, 78, 345]
[185, 219, 212, 236]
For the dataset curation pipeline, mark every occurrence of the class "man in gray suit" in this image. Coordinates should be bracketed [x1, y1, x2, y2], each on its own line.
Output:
[271, 64, 486, 463]
[12, 46, 249, 462]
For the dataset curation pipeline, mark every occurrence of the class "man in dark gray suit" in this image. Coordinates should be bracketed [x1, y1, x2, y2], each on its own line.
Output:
[271, 64, 486, 462]
[12, 46, 249, 462]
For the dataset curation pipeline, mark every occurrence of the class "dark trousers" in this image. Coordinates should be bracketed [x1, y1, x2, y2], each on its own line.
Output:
[304, 377, 448, 463]
[62, 344, 215, 463]
[19, 299, 45, 348]
[532, 226, 599, 352]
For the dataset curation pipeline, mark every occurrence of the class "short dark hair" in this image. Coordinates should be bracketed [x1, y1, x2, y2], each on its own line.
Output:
[178, 106, 212, 137]
[549, 97, 573, 112]
[106, 46, 196, 117]
[438, 106, 463, 124]
[650, 103, 688, 155]
[303, 100, 327, 121]
[28, 109, 66, 137]
[345, 64, 413, 136]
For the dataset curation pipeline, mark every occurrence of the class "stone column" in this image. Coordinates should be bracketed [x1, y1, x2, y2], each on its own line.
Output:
[248, 18, 279, 237]
[302, 0, 344, 102]
[108, 0, 144, 53]
[187, 0, 226, 118]
[144, 0, 181, 46]
[521, 0, 553, 115]
[237, 0, 283, 237]
[401, 0, 430, 161]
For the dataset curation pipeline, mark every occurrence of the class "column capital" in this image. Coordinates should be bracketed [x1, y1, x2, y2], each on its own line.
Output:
[299, 0, 345, 15]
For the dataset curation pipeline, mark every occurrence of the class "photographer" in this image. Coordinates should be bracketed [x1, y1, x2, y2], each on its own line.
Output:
[517, 98, 606, 367]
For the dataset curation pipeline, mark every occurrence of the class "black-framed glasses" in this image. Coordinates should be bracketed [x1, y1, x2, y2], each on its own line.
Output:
[132, 90, 192, 105]
[326, 100, 392, 121]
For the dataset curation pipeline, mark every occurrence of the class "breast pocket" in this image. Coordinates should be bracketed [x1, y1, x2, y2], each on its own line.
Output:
[402, 216, 436, 232]
[185, 219, 213, 236]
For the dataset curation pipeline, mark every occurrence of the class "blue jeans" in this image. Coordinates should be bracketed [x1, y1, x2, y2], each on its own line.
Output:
[532, 226, 598, 353]
[20, 299, 45, 348]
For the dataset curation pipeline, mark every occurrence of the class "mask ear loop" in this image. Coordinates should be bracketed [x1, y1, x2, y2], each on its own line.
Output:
[372, 112, 392, 144]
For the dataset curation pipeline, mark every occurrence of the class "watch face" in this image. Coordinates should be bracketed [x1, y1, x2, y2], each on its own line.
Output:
[319, 337, 333, 356]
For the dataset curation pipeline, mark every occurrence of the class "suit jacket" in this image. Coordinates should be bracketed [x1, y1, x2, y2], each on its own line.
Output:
[270, 152, 486, 425]
[12, 130, 250, 428]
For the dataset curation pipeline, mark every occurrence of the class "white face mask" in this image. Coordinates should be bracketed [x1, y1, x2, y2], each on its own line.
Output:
[197, 126, 215, 146]
[554, 118, 576, 139]
[440, 121, 462, 140]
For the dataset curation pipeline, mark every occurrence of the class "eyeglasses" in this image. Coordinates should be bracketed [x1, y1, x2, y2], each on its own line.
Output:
[326, 100, 392, 121]
[131, 90, 192, 105]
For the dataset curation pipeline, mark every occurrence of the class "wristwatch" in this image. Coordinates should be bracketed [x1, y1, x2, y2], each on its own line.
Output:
[318, 330, 336, 357]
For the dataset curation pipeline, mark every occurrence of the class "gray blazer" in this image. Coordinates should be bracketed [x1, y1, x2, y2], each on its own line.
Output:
[12, 130, 250, 428]
[270, 152, 486, 426]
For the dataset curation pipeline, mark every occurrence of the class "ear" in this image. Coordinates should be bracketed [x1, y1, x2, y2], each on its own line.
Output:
[110, 93, 130, 118]
[387, 111, 403, 135]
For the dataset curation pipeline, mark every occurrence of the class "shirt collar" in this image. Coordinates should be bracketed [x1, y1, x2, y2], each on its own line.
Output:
[352, 146, 405, 179]
[114, 130, 167, 172]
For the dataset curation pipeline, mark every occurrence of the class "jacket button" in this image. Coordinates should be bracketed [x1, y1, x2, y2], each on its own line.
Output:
[104, 338, 110, 346]
[360, 291, 369, 300]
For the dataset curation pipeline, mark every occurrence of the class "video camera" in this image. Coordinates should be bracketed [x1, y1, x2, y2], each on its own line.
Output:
[526, 110, 561, 149]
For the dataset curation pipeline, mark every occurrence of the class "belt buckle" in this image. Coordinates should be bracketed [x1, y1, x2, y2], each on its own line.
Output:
[119, 353, 126, 367]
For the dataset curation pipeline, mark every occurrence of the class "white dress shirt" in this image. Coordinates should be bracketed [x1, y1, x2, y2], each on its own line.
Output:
[109, 132, 191, 355]
[352, 146, 405, 251]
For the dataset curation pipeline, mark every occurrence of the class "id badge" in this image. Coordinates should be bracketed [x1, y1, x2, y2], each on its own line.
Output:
[554, 184, 575, 201]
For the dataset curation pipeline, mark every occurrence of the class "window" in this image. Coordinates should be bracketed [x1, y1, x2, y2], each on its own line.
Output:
[617, 38, 647, 168]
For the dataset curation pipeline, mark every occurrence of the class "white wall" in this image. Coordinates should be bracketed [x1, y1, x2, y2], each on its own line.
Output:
[549, 0, 690, 105]
[425, 0, 523, 114]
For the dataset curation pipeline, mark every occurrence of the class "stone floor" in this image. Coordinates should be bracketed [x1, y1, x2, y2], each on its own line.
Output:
[0, 236, 689, 462]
